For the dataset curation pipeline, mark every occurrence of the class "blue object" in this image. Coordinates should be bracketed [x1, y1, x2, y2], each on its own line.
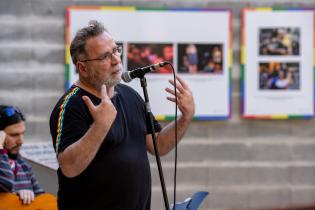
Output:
[171, 191, 209, 210]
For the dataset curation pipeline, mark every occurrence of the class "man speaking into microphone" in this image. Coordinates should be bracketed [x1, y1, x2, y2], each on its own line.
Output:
[49, 20, 195, 210]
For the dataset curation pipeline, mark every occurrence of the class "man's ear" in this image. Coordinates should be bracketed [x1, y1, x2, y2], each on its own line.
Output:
[77, 62, 88, 77]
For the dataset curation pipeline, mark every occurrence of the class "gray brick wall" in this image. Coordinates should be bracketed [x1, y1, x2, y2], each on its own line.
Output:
[0, 0, 314, 210]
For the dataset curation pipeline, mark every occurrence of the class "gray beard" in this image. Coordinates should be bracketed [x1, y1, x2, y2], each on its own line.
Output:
[88, 77, 121, 90]
[104, 77, 121, 87]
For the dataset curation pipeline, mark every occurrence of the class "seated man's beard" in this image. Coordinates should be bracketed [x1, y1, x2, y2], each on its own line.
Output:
[7, 145, 20, 160]
[8, 151, 18, 160]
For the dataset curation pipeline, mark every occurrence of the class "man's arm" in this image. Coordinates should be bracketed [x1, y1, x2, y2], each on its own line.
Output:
[0, 151, 14, 192]
[57, 85, 117, 178]
[146, 75, 195, 156]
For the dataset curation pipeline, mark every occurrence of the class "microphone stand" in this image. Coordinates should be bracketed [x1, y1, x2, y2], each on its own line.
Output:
[139, 76, 170, 210]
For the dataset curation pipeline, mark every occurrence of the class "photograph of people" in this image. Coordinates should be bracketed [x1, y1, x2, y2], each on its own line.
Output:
[259, 27, 300, 56]
[259, 62, 300, 90]
[178, 43, 223, 74]
[127, 43, 173, 73]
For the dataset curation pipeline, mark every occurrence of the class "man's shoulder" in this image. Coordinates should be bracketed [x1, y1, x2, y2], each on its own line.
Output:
[60, 86, 82, 103]
[53, 86, 83, 109]
[50, 86, 85, 123]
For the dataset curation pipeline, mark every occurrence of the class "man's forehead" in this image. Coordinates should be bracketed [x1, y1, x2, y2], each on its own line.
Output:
[85, 32, 116, 52]
[4, 121, 25, 133]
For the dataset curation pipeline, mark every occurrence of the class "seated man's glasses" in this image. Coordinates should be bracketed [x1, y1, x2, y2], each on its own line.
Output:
[79, 45, 123, 63]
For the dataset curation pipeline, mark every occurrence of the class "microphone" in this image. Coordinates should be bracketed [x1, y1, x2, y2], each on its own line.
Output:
[121, 62, 168, 83]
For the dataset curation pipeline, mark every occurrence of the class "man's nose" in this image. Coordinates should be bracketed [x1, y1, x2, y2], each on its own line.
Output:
[111, 53, 121, 65]
[16, 135, 24, 145]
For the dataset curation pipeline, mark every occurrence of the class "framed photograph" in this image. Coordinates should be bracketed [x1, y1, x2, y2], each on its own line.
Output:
[66, 6, 232, 120]
[177, 43, 223, 74]
[127, 43, 173, 73]
[259, 27, 300, 56]
[241, 8, 314, 119]
[259, 62, 300, 90]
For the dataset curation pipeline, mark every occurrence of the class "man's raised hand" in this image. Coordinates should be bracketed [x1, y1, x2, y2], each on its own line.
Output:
[82, 85, 117, 127]
[165, 75, 195, 121]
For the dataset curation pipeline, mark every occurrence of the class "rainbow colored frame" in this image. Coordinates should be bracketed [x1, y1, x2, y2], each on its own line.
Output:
[241, 8, 315, 119]
[65, 6, 233, 121]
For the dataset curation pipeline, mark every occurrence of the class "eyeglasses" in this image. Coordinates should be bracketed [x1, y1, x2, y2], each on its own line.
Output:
[79, 45, 123, 63]
[0, 106, 24, 120]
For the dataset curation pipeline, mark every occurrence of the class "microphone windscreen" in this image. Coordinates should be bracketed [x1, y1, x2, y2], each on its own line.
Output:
[121, 71, 132, 83]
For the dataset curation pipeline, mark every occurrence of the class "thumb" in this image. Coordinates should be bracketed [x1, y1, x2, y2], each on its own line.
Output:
[82, 96, 95, 113]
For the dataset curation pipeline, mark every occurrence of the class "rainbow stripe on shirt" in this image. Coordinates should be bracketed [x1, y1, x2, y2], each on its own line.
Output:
[55, 87, 80, 152]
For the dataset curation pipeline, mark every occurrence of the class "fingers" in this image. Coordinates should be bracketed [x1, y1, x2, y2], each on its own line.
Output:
[175, 75, 189, 89]
[23, 191, 30, 205]
[24, 190, 34, 204]
[82, 85, 111, 113]
[100, 85, 110, 102]
[19, 190, 27, 204]
[168, 75, 189, 90]
[30, 191, 35, 203]
[19, 190, 35, 205]
[168, 79, 185, 94]
[166, 75, 191, 98]
[165, 87, 181, 98]
[166, 97, 176, 103]
[168, 76, 190, 95]
[165, 76, 195, 120]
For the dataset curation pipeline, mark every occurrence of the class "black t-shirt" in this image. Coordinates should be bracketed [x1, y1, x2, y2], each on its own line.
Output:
[49, 84, 161, 210]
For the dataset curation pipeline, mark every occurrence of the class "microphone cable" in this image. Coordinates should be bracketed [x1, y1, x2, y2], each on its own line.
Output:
[164, 61, 178, 210]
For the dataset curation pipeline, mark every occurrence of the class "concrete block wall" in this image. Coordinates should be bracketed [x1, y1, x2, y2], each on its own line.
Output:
[0, 0, 314, 210]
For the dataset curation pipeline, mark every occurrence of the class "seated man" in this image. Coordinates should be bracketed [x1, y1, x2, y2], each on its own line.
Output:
[0, 105, 44, 204]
